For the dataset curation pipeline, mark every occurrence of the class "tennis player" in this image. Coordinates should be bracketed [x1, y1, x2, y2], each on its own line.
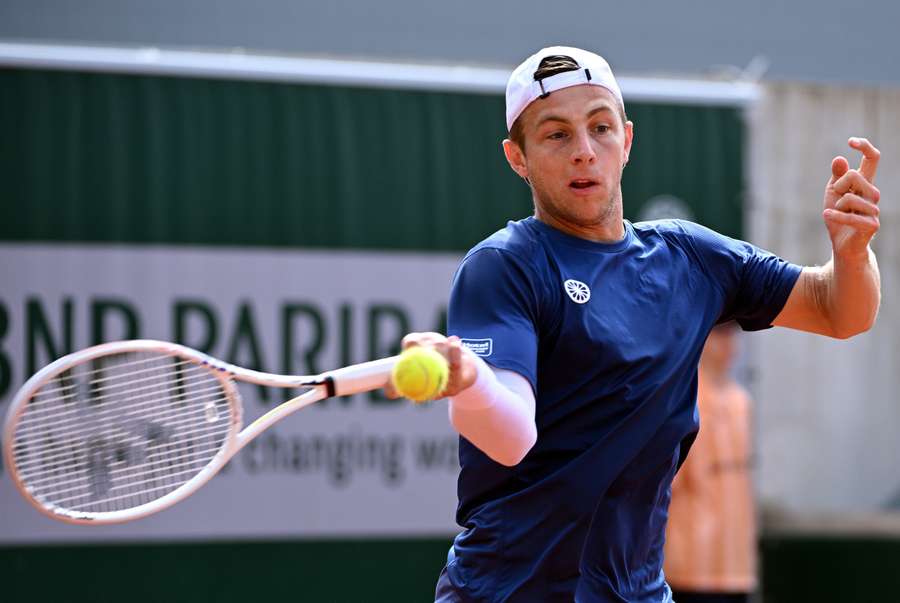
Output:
[393, 46, 881, 602]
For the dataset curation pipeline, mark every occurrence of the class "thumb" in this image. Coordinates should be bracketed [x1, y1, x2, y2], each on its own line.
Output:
[831, 156, 850, 182]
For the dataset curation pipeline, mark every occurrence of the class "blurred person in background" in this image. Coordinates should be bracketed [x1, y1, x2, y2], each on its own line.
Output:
[665, 322, 756, 603]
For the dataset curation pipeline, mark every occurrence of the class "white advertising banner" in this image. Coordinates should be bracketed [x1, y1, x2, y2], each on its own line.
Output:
[0, 244, 464, 543]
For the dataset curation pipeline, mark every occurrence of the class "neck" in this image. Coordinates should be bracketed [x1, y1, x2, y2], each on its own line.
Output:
[534, 198, 625, 243]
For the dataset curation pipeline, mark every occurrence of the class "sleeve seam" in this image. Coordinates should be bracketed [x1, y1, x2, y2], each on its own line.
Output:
[673, 222, 728, 302]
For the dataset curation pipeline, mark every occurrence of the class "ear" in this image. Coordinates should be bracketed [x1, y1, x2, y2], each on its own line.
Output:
[622, 120, 634, 165]
[502, 139, 529, 181]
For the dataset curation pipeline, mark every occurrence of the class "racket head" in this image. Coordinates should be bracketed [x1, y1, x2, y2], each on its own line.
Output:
[3, 340, 242, 525]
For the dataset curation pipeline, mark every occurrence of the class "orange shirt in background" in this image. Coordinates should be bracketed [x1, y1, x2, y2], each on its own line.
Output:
[664, 376, 756, 593]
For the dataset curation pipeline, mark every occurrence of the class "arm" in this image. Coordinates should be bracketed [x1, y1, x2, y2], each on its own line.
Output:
[448, 352, 536, 467]
[386, 332, 537, 466]
[773, 137, 882, 338]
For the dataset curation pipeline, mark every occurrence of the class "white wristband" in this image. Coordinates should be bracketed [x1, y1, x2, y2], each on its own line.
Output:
[447, 351, 537, 466]
[449, 351, 502, 410]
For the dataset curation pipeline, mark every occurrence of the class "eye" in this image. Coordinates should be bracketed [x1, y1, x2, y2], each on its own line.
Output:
[547, 131, 567, 141]
[595, 124, 611, 134]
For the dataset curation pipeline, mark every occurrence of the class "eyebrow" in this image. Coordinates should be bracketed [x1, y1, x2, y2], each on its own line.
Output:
[534, 104, 616, 129]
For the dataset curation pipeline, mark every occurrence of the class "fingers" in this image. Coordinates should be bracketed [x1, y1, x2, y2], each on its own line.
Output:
[443, 336, 478, 396]
[831, 169, 881, 203]
[830, 156, 850, 182]
[822, 138, 882, 258]
[833, 193, 880, 217]
[388, 332, 449, 400]
[383, 379, 401, 400]
[393, 332, 454, 400]
[446, 335, 463, 372]
[401, 331, 447, 351]
[824, 206, 879, 236]
[849, 137, 880, 182]
[393, 332, 479, 400]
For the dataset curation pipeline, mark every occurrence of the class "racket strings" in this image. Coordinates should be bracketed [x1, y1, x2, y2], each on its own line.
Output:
[11, 350, 235, 515]
[43, 455, 228, 508]
[30, 354, 196, 398]
[24, 421, 233, 504]
[14, 404, 229, 475]
[16, 365, 226, 467]
[17, 377, 225, 433]
[28, 359, 215, 413]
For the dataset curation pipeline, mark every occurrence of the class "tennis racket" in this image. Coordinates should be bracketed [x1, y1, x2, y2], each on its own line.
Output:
[2, 339, 398, 525]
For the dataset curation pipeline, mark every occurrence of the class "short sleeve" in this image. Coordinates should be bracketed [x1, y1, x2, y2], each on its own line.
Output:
[447, 248, 539, 390]
[680, 221, 803, 331]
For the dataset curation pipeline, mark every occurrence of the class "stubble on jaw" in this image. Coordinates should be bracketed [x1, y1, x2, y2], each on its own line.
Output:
[529, 163, 625, 233]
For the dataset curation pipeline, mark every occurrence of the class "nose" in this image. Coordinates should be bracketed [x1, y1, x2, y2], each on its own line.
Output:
[570, 129, 596, 164]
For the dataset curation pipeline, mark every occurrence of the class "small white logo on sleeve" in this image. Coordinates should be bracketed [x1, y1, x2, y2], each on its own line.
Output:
[461, 338, 493, 357]
[564, 279, 591, 304]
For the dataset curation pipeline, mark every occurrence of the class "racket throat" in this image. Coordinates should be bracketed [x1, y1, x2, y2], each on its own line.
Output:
[323, 375, 336, 398]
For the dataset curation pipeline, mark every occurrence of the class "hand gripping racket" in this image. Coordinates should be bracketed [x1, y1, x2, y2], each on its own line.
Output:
[2, 340, 398, 525]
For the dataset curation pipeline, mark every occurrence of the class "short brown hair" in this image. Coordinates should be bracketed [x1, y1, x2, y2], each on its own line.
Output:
[508, 54, 627, 154]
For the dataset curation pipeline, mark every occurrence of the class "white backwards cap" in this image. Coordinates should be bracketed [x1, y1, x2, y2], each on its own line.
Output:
[505, 46, 623, 132]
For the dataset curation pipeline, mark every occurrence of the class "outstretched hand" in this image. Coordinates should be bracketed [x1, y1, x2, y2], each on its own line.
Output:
[383, 332, 479, 401]
[823, 137, 881, 260]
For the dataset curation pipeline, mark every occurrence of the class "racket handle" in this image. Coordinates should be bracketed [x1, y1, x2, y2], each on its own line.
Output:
[326, 356, 398, 396]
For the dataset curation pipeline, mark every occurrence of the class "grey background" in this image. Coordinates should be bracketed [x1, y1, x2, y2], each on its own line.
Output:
[1, 0, 899, 86]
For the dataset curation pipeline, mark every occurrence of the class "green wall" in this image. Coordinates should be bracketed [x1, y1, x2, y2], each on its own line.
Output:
[5, 534, 900, 602]
[2, 538, 454, 601]
[761, 533, 900, 603]
[0, 67, 745, 250]
[0, 65, 748, 602]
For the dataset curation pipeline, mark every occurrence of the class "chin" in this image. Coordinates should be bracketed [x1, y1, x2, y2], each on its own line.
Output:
[561, 209, 614, 229]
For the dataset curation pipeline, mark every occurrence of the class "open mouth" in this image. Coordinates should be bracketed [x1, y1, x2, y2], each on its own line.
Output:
[569, 179, 598, 190]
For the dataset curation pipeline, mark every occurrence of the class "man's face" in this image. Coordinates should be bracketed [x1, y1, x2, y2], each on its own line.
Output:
[503, 85, 633, 232]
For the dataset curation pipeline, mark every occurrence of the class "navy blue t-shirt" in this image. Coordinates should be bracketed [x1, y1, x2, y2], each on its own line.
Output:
[443, 217, 801, 603]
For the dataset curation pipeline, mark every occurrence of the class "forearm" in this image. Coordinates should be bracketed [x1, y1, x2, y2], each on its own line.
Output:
[449, 354, 537, 466]
[818, 247, 881, 338]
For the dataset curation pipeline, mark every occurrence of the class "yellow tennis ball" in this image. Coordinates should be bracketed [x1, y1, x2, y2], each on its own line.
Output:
[391, 347, 449, 403]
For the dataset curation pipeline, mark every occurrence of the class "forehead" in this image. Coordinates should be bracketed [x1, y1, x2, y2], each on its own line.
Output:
[519, 84, 621, 130]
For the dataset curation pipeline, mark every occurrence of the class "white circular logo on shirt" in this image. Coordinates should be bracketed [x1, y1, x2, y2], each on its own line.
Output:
[564, 279, 591, 304]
